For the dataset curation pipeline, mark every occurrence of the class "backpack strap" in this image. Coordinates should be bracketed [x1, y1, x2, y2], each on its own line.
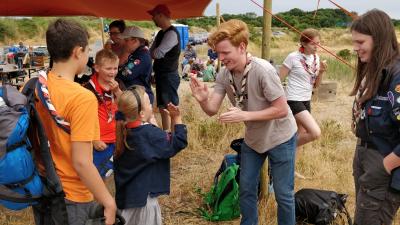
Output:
[22, 78, 69, 224]
[339, 194, 353, 225]
[0, 184, 41, 203]
[36, 71, 71, 134]
[22, 77, 64, 195]
[343, 204, 353, 225]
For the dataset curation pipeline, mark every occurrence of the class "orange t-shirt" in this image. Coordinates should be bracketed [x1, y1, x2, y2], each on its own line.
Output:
[35, 72, 100, 202]
[91, 74, 117, 143]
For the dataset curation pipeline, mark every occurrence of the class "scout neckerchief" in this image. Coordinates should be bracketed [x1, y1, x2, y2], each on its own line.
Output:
[228, 54, 252, 109]
[351, 77, 367, 134]
[299, 51, 318, 84]
[37, 70, 71, 133]
[88, 74, 115, 123]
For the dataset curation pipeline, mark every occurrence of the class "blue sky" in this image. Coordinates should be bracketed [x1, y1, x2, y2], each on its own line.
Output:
[204, 0, 400, 19]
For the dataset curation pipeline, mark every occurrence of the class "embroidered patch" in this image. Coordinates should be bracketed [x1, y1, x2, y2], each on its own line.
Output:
[134, 59, 141, 65]
[393, 107, 400, 116]
[128, 63, 134, 69]
[396, 85, 400, 93]
[388, 91, 395, 106]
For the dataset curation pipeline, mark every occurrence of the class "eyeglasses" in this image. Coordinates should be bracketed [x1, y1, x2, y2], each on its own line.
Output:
[108, 32, 120, 36]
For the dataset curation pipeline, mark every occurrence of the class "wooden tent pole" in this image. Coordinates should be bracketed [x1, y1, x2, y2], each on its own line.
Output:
[100, 17, 105, 46]
[261, 0, 272, 60]
[259, 1, 273, 223]
[216, 2, 221, 72]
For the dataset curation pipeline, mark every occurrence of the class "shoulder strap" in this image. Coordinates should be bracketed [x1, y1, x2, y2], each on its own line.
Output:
[36, 71, 71, 134]
[83, 79, 103, 103]
[21, 77, 64, 195]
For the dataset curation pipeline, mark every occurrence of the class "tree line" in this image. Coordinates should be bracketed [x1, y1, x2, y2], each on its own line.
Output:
[176, 8, 400, 31]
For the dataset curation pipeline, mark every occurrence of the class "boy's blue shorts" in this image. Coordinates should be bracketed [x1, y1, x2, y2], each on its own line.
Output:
[93, 143, 114, 178]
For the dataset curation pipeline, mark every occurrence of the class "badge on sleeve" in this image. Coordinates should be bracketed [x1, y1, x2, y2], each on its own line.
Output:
[393, 107, 400, 116]
[134, 59, 141, 65]
[395, 85, 400, 93]
[388, 91, 394, 106]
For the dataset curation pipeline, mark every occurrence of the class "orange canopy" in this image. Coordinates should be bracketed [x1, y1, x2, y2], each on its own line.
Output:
[2, 0, 212, 20]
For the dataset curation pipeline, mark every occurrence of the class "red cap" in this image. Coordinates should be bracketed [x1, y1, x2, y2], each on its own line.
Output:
[147, 4, 171, 17]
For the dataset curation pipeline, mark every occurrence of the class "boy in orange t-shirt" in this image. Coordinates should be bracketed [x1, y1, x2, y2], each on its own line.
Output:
[32, 19, 116, 225]
[84, 49, 121, 178]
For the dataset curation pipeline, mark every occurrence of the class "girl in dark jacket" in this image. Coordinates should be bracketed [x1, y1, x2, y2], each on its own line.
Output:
[351, 9, 400, 225]
[114, 85, 187, 225]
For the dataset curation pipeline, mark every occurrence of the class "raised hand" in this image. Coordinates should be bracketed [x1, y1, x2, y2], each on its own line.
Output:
[189, 74, 209, 103]
[320, 60, 327, 73]
[164, 102, 180, 119]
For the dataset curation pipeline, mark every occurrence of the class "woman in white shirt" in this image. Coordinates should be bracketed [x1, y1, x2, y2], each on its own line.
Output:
[280, 28, 327, 177]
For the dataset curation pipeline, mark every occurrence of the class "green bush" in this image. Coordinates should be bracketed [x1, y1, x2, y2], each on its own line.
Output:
[0, 20, 16, 41]
[17, 18, 39, 38]
[337, 49, 351, 61]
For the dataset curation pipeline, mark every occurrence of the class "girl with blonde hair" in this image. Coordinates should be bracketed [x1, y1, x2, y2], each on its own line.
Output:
[114, 85, 187, 225]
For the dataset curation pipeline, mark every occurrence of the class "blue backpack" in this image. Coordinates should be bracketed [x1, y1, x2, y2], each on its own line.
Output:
[0, 84, 43, 210]
[0, 78, 66, 217]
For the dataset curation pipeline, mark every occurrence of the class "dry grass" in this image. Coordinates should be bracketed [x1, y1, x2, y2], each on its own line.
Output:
[2, 28, 400, 225]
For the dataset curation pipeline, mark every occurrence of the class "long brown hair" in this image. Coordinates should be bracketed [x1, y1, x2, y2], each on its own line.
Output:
[115, 86, 146, 158]
[350, 9, 399, 101]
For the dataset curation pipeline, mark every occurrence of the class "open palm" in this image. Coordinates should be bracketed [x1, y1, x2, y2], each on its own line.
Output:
[190, 77, 209, 102]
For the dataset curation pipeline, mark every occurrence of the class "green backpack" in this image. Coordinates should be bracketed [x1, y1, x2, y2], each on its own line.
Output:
[200, 161, 240, 221]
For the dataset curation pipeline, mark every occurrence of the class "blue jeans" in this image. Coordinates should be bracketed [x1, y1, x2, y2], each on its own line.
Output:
[240, 134, 296, 225]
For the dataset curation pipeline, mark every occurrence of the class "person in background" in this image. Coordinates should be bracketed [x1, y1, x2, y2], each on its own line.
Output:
[207, 47, 218, 61]
[114, 86, 187, 225]
[104, 39, 114, 50]
[148, 4, 181, 131]
[202, 59, 216, 82]
[279, 28, 327, 179]
[181, 58, 193, 81]
[183, 43, 197, 60]
[182, 43, 197, 70]
[350, 9, 400, 225]
[16, 41, 28, 55]
[16, 41, 28, 68]
[116, 26, 154, 105]
[108, 20, 126, 58]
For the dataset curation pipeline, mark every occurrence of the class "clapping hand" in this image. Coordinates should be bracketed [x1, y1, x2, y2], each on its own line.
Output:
[218, 107, 247, 123]
[164, 103, 180, 119]
[320, 60, 327, 73]
[189, 74, 209, 103]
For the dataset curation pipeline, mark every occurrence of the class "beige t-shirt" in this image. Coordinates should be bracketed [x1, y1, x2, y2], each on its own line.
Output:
[214, 56, 297, 153]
